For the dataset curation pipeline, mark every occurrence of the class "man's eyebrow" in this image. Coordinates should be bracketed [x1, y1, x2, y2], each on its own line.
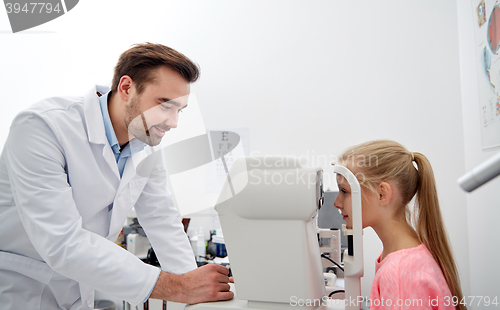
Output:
[159, 98, 185, 108]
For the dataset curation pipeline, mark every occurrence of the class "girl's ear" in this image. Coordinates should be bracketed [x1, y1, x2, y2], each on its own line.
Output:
[378, 182, 393, 206]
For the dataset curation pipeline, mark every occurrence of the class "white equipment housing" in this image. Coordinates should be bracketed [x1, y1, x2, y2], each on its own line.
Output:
[187, 156, 326, 309]
[186, 159, 365, 310]
[332, 165, 363, 310]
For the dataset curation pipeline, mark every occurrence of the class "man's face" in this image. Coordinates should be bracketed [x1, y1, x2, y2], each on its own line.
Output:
[125, 66, 190, 146]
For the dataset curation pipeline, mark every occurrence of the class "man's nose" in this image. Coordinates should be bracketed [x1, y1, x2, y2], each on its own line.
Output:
[164, 113, 178, 129]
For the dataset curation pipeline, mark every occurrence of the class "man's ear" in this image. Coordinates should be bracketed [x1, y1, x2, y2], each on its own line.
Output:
[117, 75, 133, 101]
[378, 182, 392, 206]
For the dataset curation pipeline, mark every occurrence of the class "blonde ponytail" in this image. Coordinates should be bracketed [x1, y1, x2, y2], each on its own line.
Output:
[413, 153, 466, 310]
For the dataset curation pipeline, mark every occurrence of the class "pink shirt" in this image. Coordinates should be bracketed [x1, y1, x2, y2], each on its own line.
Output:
[370, 244, 455, 310]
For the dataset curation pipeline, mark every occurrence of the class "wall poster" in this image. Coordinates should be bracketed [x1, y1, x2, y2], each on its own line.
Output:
[473, 0, 500, 150]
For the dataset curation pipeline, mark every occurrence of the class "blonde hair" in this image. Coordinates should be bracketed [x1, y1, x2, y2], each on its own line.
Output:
[338, 139, 465, 310]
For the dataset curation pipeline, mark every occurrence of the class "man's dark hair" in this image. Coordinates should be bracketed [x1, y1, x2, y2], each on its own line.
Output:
[111, 43, 200, 94]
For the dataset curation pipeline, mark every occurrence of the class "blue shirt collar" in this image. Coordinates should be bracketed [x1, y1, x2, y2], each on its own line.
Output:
[99, 91, 121, 155]
[99, 91, 146, 159]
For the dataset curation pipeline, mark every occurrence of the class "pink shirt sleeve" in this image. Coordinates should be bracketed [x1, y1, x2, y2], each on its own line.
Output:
[370, 244, 455, 310]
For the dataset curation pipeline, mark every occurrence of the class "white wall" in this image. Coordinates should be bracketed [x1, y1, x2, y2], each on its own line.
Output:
[172, 0, 469, 298]
[457, 0, 500, 302]
[0, 0, 471, 301]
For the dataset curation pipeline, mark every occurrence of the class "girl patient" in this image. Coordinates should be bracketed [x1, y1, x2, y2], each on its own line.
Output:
[334, 140, 465, 310]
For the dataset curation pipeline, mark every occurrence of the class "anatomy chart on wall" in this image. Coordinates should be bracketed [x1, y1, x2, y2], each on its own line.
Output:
[473, 0, 500, 150]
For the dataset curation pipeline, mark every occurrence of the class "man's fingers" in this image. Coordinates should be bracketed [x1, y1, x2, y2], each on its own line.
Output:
[200, 263, 229, 275]
[212, 263, 230, 275]
[217, 282, 231, 292]
[207, 271, 230, 284]
[202, 264, 231, 283]
[177, 264, 235, 304]
[217, 290, 234, 301]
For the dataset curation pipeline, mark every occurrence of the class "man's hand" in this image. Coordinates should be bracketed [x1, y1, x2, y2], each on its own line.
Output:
[150, 264, 234, 304]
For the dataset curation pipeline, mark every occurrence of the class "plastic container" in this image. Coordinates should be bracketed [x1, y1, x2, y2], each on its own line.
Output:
[212, 234, 227, 257]
[196, 227, 205, 262]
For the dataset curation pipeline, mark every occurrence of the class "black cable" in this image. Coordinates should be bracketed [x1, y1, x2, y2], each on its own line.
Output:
[321, 253, 344, 272]
[328, 290, 345, 297]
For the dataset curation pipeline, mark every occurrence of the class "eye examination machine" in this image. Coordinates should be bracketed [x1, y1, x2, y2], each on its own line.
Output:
[185, 157, 364, 310]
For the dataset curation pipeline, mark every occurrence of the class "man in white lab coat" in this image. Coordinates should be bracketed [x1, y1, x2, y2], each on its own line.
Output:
[0, 43, 233, 309]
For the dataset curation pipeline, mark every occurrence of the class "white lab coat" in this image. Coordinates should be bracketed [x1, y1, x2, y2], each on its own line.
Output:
[0, 85, 197, 309]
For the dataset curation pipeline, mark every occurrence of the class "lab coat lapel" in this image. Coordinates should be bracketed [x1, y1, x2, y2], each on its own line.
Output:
[107, 158, 137, 239]
[83, 85, 120, 180]
[107, 148, 152, 239]
[102, 146, 120, 180]
[117, 157, 135, 197]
